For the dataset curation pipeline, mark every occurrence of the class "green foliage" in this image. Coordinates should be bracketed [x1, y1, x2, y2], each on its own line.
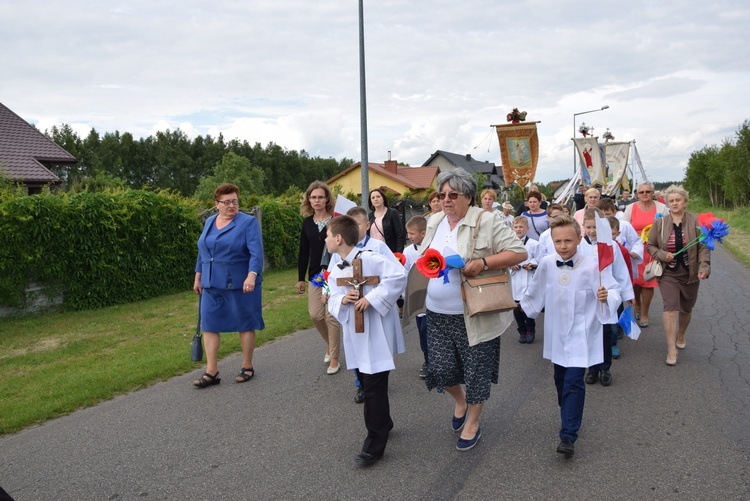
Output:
[193, 152, 265, 202]
[67, 170, 129, 193]
[257, 195, 304, 269]
[0, 191, 202, 310]
[685, 121, 750, 208]
[44, 125, 347, 197]
[0, 171, 26, 202]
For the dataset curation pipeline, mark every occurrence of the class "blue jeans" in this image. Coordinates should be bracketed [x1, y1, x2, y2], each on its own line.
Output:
[554, 365, 586, 442]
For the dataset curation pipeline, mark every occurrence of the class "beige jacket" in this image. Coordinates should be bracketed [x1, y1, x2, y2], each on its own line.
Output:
[402, 206, 527, 346]
[647, 212, 710, 284]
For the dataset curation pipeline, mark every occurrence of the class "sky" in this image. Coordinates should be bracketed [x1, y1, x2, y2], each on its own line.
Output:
[2, 1, 749, 184]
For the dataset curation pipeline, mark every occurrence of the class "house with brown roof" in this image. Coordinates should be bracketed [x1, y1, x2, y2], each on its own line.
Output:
[0, 102, 77, 193]
[326, 155, 439, 199]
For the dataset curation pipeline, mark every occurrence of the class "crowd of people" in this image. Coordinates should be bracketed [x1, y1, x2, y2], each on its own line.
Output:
[190, 175, 710, 465]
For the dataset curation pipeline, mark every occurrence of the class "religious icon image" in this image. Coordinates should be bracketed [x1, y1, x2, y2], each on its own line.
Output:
[507, 138, 531, 167]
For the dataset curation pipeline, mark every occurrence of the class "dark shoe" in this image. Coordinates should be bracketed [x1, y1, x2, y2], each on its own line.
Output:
[419, 363, 427, 379]
[600, 371, 613, 386]
[456, 427, 481, 451]
[193, 371, 220, 388]
[354, 451, 383, 466]
[556, 438, 574, 457]
[584, 371, 598, 385]
[526, 332, 535, 344]
[518, 334, 528, 343]
[637, 321, 649, 328]
[235, 367, 254, 383]
[354, 388, 365, 404]
[451, 406, 468, 432]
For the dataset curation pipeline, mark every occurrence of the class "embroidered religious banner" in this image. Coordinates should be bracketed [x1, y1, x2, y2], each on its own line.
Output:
[603, 142, 631, 195]
[573, 137, 606, 186]
[493, 121, 540, 188]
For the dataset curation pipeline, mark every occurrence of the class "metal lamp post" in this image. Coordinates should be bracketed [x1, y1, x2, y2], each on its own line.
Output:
[572, 105, 609, 174]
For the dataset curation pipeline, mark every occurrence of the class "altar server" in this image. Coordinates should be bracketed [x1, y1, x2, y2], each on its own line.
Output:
[326, 215, 407, 466]
[521, 215, 621, 458]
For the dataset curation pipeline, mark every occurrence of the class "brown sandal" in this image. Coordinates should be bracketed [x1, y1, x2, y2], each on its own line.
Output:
[193, 371, 221, 388]
[235, 367, 255, 383]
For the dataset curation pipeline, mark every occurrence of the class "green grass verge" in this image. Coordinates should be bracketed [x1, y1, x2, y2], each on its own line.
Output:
[0, 268, 310, 436]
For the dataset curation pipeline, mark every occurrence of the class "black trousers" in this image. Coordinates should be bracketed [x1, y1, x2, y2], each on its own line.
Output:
[361, 370, 393, 456]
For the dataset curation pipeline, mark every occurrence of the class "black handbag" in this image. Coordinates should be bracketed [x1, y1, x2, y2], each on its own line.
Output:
[190, 296, 204, 362]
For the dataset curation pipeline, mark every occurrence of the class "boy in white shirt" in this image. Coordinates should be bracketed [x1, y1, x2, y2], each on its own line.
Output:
[536, 203, 565, 259]
[577, 208, 632, 387]
[599, 198, 643, 265]
[521, 215, 621, 457]
[510, 216, 540, 343]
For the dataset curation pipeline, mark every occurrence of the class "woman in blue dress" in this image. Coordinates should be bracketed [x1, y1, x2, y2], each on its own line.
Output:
[193, 183, 265, 388]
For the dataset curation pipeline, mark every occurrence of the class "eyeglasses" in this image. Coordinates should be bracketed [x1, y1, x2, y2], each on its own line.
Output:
[436, 192, 461, 200]
[309, 196, 327, 200]
[216, 199, 239, 206]
[638, 190, 653, 195]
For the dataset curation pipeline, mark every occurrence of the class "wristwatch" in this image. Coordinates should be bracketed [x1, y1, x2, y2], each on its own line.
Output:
[481, 257, 489, 271]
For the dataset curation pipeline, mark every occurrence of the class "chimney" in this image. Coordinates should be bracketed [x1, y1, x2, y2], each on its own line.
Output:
[384, 150, 398, 174]
[465, 154, 472, 161]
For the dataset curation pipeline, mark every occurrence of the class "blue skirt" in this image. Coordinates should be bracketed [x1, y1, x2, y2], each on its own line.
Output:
[200, 286, 265, 333]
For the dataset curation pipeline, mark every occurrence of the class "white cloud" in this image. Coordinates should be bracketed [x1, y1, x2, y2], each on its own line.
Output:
[2, 0, 749, 185]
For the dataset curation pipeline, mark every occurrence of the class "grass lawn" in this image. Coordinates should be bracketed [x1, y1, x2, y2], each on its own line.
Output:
[0, 268, 310, 436]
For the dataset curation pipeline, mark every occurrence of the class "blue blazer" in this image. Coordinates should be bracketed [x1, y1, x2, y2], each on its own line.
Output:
[195, 212, 264, 289]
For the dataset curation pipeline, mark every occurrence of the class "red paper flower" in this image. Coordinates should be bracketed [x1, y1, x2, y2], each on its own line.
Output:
[323, 270, 331, 282]
[416, 248, 446, 279]
[697, 212, 723, 229]
[393, 252, 407, 266]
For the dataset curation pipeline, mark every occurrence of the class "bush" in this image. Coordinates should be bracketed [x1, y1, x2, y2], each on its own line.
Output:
[0, 190, 202, 310]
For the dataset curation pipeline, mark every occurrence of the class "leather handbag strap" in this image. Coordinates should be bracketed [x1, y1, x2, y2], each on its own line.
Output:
[195, 295, 202, 338]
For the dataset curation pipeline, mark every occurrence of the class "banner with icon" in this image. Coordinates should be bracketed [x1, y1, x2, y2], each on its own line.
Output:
[573, 137, 606, 186]
[494, 122, 540, 188]
[603, 142, 631, 195]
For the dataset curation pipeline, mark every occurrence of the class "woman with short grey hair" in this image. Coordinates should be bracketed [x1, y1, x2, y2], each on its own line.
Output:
[648, 185, 709, 365]
[403, 168, 527, 451]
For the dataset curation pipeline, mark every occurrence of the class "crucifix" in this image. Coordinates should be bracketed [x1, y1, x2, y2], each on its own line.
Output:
[336, 258, 380, 333]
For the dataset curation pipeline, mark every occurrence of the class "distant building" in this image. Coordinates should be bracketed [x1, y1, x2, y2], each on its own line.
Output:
[326, 157, 439, 199]
[0, 102, 77, 194]
[421, 150, 505, 189]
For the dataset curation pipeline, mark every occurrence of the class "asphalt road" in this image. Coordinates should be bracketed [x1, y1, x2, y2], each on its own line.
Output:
[1, 247, 749, 501]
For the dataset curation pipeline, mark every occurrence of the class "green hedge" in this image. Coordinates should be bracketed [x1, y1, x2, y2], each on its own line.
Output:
[0, 190, 307, 311]
[0, 191, 202, 310]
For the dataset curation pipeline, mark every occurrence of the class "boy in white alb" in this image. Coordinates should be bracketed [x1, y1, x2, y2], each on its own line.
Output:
[536, 203, 565, 259]
[577, 208, 632, 387]
[403, 216, 429, 378]
[510, 216, 540, 343]
[326, 215, 407, 466]
[599, 198, 643, 266]
[328, 206, 401, 403]
[521, 215, 621, 457]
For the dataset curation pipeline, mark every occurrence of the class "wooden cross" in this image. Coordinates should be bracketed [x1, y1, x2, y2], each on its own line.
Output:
[336, 258, 380, 333]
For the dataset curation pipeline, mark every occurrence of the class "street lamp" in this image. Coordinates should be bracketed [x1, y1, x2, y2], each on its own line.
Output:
[573, 105, 610, 174]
